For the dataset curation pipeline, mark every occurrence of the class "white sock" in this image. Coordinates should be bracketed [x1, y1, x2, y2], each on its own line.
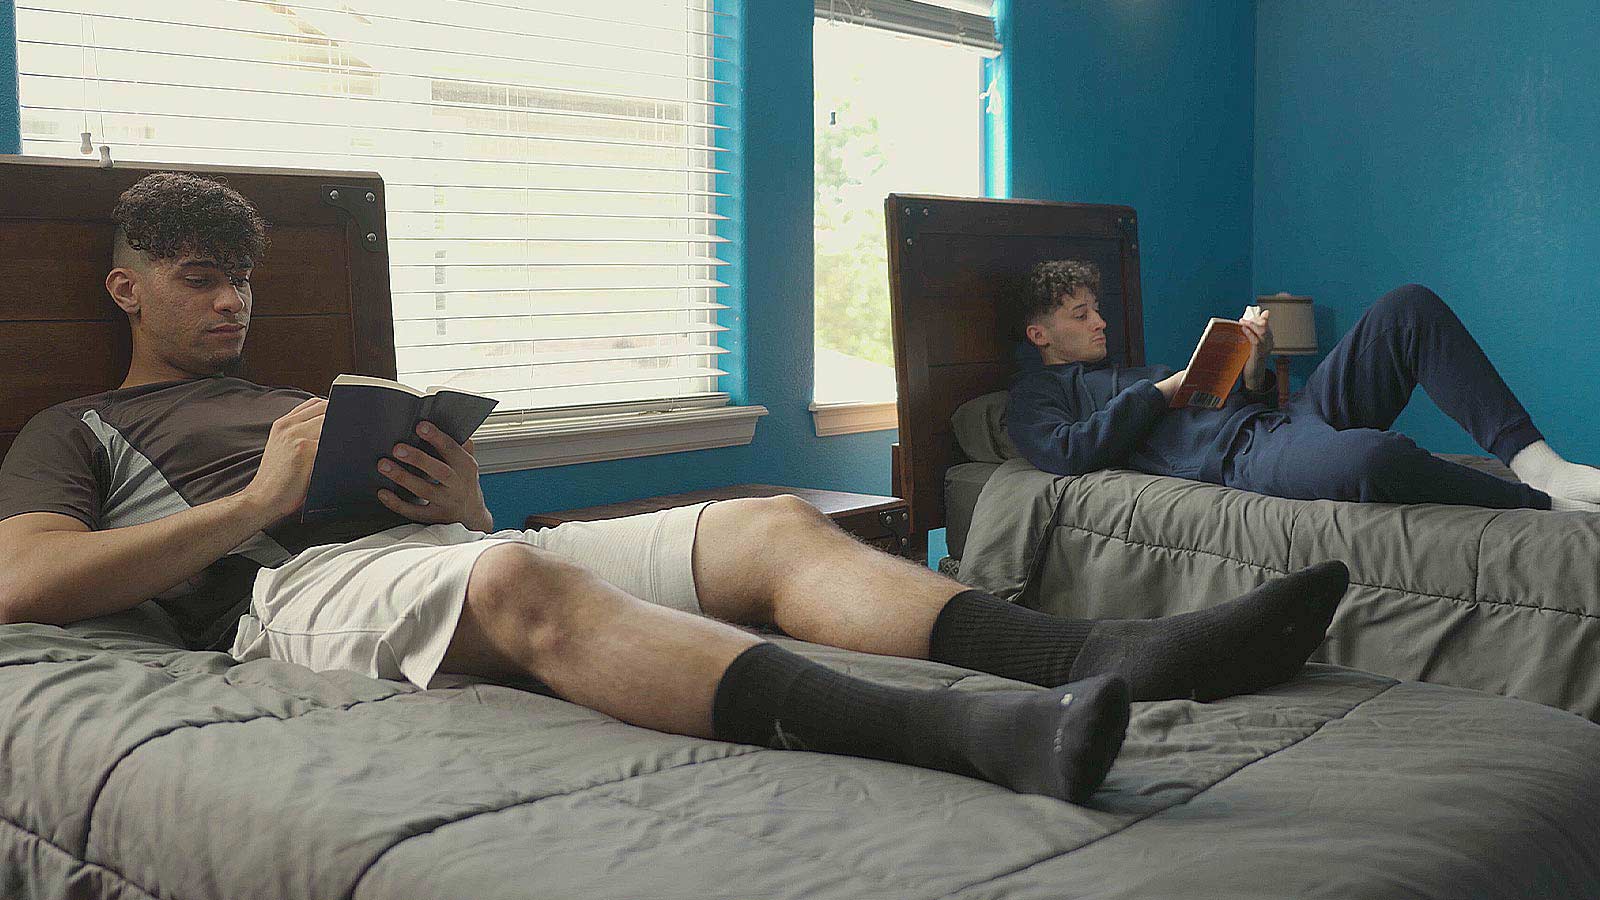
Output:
[1548, 494, 1600, 513]
[1511, 440, 1600, 505]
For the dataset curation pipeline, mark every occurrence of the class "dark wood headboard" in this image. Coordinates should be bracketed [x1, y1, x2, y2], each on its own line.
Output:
[886, 194, 1144, 537]
[0, 156, 397, 465]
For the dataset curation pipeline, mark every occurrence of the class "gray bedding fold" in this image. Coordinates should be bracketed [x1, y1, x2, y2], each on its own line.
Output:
[4, 618, 1600, 899]
[958, 458, 1600, 722]
[943, 461, 1000, 559]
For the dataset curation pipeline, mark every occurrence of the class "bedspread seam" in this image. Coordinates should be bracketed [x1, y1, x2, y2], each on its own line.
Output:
[346, 747, 769, 900]
[1121, 479, 1159, 545]
[931, 680, 1404, 900]
[1286, 502, 1306, 570]
[350, 749, 1013, 900]
[0, 811, 166, 900]
[80, 692, 412, 860]
[573, 778, 931, 894]
[1471, 511, 1506, 608]
[1053, 519, 1600, 623]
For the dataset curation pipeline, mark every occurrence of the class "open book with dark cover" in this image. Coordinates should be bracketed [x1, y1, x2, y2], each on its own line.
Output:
[1168, 317, 1255, 410]
[300, 375, 500, 523]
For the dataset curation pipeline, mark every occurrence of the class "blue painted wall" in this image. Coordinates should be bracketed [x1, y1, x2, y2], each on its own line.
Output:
[1000, 0, 1258, 366]
[2, 0, 18, 153]
[1254, 1, 1600, 461]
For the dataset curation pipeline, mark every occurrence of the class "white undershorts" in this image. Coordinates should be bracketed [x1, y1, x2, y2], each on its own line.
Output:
[230, 501, 712, 689]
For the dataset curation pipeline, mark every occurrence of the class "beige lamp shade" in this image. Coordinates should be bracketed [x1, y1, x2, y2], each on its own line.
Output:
[1256, 293, 1318, 354]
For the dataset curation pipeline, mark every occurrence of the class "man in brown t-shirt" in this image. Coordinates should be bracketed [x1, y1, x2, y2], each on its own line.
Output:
[0, 172, 1353, 805]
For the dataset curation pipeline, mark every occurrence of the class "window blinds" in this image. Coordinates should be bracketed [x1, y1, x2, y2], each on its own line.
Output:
[812, 0, 998, 53]
[17, 0, 734, 417]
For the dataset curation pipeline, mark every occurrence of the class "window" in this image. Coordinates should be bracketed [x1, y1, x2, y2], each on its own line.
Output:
[16, 0, 762, 469]
[811, 0, 997, 434]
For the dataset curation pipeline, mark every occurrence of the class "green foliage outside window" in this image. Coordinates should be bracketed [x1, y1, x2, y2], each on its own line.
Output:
[814, 98, 896, 368]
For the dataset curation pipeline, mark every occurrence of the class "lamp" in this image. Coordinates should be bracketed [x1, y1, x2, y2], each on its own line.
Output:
[1255, 292, 1318, 406]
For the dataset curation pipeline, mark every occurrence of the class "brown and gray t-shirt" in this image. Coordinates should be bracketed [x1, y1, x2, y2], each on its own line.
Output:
[0, 376, 412, 648]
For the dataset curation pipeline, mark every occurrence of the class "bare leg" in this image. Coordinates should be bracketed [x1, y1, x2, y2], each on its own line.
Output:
[692, 495, 966, 659]
[691, 496, 1351, 703]
[440, 542, 759, 738]
[434, 537, 1132, 802]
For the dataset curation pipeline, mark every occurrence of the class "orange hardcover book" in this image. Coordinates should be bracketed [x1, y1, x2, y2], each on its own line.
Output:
[1169, 318, 1253, 409]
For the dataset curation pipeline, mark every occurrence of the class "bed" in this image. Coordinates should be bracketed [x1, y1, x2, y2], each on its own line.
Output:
[3, 163, 1600, 898]
[886, 192, 1600, 723]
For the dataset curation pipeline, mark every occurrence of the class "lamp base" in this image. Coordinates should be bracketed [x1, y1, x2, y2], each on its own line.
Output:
[1276, 355, 1291, 407]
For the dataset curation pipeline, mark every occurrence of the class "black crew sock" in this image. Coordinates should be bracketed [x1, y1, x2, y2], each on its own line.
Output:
[711, 642, 1130, 804]
[928, 561, 1351, 702]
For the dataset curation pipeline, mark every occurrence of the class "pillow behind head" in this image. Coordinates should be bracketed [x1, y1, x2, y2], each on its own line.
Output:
[950, 391, 1019, 463]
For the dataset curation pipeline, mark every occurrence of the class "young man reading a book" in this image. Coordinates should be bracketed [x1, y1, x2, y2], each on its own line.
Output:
[0, 173, 1355, 805]
[1007, 259, 1600, 512]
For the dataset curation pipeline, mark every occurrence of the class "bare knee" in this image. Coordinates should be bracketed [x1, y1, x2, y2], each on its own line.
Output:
[451, 543, 595, 676]
[708, 494, 836, 552]
[751, 494, 833, 536]
[692, 495, 833, 623]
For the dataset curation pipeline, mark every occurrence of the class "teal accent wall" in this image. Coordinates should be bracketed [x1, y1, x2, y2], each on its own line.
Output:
[712, 0, 746, 406]
[2, 0, 18, 153]
[1254, 0, 1600, 460]
[1000, 0, 1258, 367]
[980, 51, 1009, 199]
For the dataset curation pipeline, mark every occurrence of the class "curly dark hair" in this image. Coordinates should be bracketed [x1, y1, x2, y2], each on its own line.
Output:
[111, 172, 268, 272]
[1017, 260, 1101, 333]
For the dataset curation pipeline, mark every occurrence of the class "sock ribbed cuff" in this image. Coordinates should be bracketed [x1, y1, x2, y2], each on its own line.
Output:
[711, 642, 808, 747]
[928, 590, 1096, 687]
[711, 642, 910, 761]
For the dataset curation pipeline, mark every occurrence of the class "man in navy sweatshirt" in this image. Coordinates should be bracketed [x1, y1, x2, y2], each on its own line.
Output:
[1005, 259, 1600, 512]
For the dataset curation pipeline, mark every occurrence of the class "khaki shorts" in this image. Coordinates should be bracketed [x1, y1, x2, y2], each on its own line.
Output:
[231, 502, 711, 689]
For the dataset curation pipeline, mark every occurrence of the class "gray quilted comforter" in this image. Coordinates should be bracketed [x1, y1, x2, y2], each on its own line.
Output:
[959, 458, 1600, 723]
[4, 608, 1600, 899]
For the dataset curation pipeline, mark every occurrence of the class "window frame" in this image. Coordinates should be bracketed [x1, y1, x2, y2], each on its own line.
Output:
[809, 10, 997, 435]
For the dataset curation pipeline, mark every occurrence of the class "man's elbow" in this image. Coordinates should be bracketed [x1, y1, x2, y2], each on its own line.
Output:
[0, 594, 28, 626]
[0, 577, 47, 626]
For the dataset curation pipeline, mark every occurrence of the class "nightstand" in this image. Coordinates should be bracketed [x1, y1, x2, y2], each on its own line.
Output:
[523, 483, 914, 558]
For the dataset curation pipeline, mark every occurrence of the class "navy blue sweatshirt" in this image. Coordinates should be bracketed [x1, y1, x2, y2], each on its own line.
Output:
[1005, 344, 1281, 484]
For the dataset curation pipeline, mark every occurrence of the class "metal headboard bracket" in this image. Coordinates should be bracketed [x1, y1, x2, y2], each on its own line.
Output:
[321, 185, 386, 252]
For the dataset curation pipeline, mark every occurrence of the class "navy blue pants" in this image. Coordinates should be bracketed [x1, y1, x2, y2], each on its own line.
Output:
[1222, 284, 1551, 509]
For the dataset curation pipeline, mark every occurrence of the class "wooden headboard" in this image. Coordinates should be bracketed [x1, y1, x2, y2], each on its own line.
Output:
[886, 194, 1145, 537]
[0, 156, 397, 465]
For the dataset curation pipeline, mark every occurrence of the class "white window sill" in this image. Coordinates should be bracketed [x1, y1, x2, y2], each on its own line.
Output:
[809, 400, 898, 437]
[471, 405, 769, 473]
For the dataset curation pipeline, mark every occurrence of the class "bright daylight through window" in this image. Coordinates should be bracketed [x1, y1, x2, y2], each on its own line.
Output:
[813, 11, 988, 413]
[16, 0, 733, 428]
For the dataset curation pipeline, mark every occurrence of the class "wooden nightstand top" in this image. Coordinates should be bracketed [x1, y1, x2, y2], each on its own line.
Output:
[523, 483, 906, 528]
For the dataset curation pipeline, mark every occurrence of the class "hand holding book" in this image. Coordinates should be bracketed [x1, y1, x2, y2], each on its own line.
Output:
[1167, 306, 1273, 409]
[301, 375, 499, 524]
[1239, 305, 1273, 390]
[374, 420, 494, 533]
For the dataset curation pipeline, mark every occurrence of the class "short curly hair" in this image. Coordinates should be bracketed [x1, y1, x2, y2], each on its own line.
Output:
[1019, 259, 1101, 331]
[112, 172, 268, 272]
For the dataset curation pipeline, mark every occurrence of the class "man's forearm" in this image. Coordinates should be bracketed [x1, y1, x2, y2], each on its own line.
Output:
[0, 491, 280, 626]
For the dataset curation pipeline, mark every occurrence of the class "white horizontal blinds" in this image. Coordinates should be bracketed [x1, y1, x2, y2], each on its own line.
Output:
[813, 0, 999, 54]
[17, 0, 734, 415]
